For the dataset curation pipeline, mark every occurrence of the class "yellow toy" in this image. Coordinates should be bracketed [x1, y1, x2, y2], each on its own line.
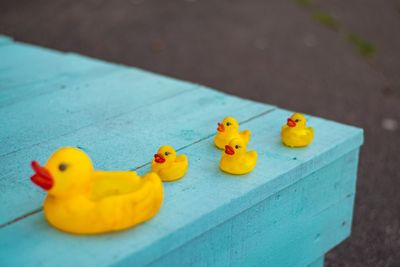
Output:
[281, 113, 314, 147]
[220, 138, 258, 175]
[152, 145, 188, 182]
[214, 116, 251, 150]
[30, 147, 163, 234]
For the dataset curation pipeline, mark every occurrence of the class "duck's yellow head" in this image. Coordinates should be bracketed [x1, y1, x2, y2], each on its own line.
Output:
[224, 138, 247, 157]
[217, 116, 239, 134]
[30, 147, 94, 197]
[287, 113, 307, 129]
[153, 145, 177, 165]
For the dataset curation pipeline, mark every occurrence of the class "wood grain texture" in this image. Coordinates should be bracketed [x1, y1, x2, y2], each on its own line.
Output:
[0, 38, 363, 266]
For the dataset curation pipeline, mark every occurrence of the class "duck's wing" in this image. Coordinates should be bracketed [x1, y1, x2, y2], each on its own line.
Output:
[91, 171, 143, 200]
[290, 129, 309, 138]
[159, 156, 188, 180]
[92, 172, 163, 232]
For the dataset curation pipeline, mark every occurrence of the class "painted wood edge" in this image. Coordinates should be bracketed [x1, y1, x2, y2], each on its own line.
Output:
[120, 193, 354, 267]
[112, 146, 361, 266]
[140, 150, 358, 267]
[0, 39, 64, 56]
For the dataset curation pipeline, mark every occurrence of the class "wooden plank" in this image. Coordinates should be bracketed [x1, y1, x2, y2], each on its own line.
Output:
[0, 42, 117, 90]
[0, 148, 358, 267]
[1, 49, 188, 107]
[0, 42, 186, 94]
[0, 67, 201, 156]
[139, 150, 359, 267]
[0, 88, 273, 225]
[0, 54, 121, 107]
[148, 198, 353, 267]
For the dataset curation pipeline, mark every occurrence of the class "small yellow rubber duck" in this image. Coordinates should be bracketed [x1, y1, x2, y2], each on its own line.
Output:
[214, 116, 251, 150]
[30, 147, 163, 234]
[281, 113, 314, 147]
[220, 138, 258, 175]
[151, 145, 188, 182]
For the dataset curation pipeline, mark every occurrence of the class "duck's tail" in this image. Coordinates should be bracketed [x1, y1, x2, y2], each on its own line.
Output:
[308, 127, 314, 138]
[138, 172, 164, 219]
[248, 150, 258, 160]
[106, 172, 163, 231]
[241, 129, 251, 144]
[176, 154, 188, 163]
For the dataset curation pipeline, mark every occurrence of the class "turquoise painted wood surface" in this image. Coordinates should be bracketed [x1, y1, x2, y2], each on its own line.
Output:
[0, 37, 363, 267]
[147, 150, 358, 266]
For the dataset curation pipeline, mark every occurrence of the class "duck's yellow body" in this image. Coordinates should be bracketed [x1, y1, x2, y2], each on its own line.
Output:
[281, 113, 314, 147]
[220, 138, 257, 175]
[30, 147, 163, 234]
[214, 116, 251, 150]
[152, 145, 188, 182]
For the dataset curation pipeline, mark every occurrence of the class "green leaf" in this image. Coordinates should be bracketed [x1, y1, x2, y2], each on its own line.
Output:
[347, 33, 377, 58]
[312, 10, 339, 30]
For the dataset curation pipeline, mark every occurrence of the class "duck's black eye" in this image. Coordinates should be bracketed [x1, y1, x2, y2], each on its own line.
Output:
[59, 163, 68, 171]
[235, 145, 240, 149]
[295, 119, 300, 122]
[226, 122, 231, 126]
[164, 152, 170, 156]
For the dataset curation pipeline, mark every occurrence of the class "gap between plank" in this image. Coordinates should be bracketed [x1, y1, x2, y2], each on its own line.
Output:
[0, 107, 276, 229]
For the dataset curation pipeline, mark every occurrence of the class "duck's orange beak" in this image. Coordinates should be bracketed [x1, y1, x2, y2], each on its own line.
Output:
[287, 118, 296, 128]
[217, 123, 225, 132]
[224, 145, 235, 155]
[30, 161, 53, 191]
[154, 154, 166, 164]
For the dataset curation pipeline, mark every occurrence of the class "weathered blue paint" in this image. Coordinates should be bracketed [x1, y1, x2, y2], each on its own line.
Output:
[0, 36, 363, 267]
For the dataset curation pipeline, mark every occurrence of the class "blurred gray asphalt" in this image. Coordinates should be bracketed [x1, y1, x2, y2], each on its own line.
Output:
[1, 0, 399, 266]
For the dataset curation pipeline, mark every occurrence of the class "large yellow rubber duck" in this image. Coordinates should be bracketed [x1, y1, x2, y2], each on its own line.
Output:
[214, 116, 251, 149]
[30, 147, 163, 235]
[151, 145, 188, 182]
[281, 113, 314, 147]
[220, 138, 258, 175]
